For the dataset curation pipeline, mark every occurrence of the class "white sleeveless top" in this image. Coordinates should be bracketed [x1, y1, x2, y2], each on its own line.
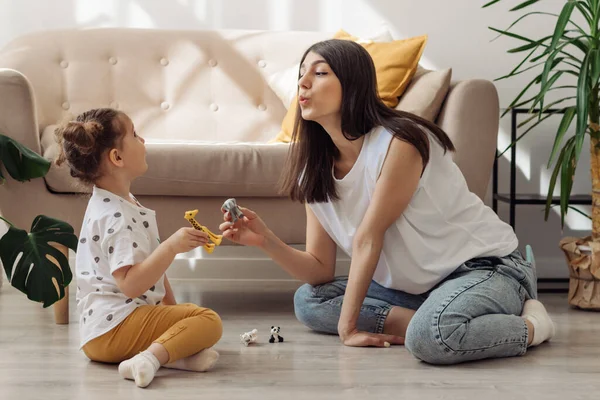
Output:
[308, 126, 518, 294]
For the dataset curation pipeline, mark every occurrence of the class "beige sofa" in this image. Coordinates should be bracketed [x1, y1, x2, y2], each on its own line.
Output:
[0, 28, 500, 252]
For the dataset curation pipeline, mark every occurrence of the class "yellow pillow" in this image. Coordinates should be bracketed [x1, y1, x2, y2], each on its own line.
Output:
[270, 30, 427, 143]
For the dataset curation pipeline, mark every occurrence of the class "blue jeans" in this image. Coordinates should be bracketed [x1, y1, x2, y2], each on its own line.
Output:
[294, 250, 537, 365]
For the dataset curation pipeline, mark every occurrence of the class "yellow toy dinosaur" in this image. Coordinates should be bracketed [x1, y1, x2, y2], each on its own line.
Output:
[184, 209, 223, 253]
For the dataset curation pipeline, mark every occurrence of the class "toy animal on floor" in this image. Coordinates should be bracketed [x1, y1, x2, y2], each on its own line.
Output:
[269, 326, 284, 343]
[221, 198, 245, 223]
[240, 329, 258, 346]
[184, 209, 223, 253]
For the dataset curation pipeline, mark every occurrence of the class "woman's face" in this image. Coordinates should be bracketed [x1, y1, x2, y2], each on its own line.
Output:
[297, 51, 342, 124]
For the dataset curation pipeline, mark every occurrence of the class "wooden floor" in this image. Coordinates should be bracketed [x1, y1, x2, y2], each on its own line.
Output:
[1, 280, 599, 400]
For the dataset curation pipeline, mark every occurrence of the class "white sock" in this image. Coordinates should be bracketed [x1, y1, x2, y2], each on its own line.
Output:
[118, 350, 161, 388]
[522, 299, 556, 347]
[164, 348, 219, 372]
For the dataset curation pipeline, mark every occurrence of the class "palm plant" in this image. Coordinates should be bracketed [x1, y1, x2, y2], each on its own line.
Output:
[485, 0, 600, 309]
[0, 133, 77, 308]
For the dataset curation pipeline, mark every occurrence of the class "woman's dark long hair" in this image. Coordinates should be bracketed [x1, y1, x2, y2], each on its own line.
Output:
[279, 39, 455, 204]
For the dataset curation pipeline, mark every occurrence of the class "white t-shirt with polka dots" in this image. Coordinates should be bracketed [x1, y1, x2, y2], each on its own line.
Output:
[76, 186, 166, 348]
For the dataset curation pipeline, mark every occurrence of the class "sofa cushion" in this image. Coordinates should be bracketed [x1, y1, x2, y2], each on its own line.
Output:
[332, 30, 427, 107]
[395, 67, 452, 121]
[41, 126, 290, 196]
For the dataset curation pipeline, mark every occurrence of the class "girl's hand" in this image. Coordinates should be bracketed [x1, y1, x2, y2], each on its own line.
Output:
[165, 227, 208, 254]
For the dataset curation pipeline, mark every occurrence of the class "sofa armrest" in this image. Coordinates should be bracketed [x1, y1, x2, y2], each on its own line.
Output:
[436, 79, 500, 200]
[0, 68, 40, 154]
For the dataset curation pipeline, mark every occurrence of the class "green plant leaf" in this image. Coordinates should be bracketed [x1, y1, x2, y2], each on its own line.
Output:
[537, 36, 587, 111]
[567, 205, 592, 220]
[492, 14, 556, 43]
[549, 1, 577, 53]
[509, 86, 577, 111]
[504, 70, 579, 118]
[533, 66, 581, 117]
[560, 138, 577, 226]
[563, 59, 583, 69]
[591, 48, 600, 85]
[497, 59, 548, 79]
[489, 27, 581, 63]
[0, 215, 78, 308]
[0, 134, 50, 184]
[510, 0, 541, 12]
[546, 204, 592, 220]
[499, 108, 568, 157]
[489, 27, 537, 44]
[496, 47, 540, 83]
[520, 96, 576, 128]
[548, 107, 577, 168]
[568, 36, 592, 53]
[545, 137, 572, 221]
[576, 51, 591, 150]
[483, 0, 502, 8]
[531, 70, 566, 110]
[508, 41, 542, 53]
[576, 0, 593, 25]
[531, 10, 581, 100]
[501, 75, 539, 118]
[530, 36, 582, 63]
[531, 35, 586, 62]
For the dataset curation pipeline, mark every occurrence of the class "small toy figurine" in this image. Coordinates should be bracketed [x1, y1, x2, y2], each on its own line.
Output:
[221, 198, 245, 223]
[184, 209, 223, 253]
[240, 329, 258, 346]
[269, 326, 284, 343]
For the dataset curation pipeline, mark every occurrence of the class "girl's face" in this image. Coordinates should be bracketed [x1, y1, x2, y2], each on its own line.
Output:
[297, 51, 343, 124]
[110, 114, 147, 179]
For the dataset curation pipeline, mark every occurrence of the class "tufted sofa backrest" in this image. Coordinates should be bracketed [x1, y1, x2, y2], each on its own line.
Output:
[0, 28, 330, 142]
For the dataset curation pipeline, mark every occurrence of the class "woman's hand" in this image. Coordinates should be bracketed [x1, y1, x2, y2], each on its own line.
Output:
[219, 207, 270, 247]
[338, 321, 404, 348]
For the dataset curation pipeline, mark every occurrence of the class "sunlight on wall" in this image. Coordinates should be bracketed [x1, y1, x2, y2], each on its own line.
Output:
[496, 127, 531, 181]
[194, 0, 216, 27]
[128, 1, 154, 28]
[75, 0, 154, 28]
[267, 0, 291, 31]
[75, 0, 114, 26]
[320, 0, 343, 31]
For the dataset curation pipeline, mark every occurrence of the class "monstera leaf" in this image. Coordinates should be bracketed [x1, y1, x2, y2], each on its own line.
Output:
[0, 134, 50, 183]
[0, 215, 78, 308]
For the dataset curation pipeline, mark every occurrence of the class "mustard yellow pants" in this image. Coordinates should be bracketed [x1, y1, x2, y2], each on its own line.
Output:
[83, 303, 222, 364]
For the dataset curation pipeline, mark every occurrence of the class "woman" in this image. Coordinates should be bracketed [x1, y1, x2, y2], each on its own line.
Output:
[220, 39, 555, 365]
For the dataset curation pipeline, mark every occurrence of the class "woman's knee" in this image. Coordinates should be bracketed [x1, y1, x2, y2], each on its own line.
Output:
[294, 284, 317, 327]
[405, 312, 463, 365]
[293, 283, 334, 331]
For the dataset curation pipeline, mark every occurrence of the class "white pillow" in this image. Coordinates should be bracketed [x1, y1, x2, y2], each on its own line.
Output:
[267, 26, 394, 109]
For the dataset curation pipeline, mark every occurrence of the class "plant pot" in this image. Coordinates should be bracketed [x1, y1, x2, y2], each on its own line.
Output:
[559, 236, 600, 310]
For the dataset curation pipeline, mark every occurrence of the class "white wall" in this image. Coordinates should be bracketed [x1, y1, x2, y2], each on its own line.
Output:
[0, 0, 587, 279]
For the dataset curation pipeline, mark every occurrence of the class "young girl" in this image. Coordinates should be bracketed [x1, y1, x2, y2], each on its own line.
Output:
[55, 108, 222, 387]
[220, 39, 555, 364]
